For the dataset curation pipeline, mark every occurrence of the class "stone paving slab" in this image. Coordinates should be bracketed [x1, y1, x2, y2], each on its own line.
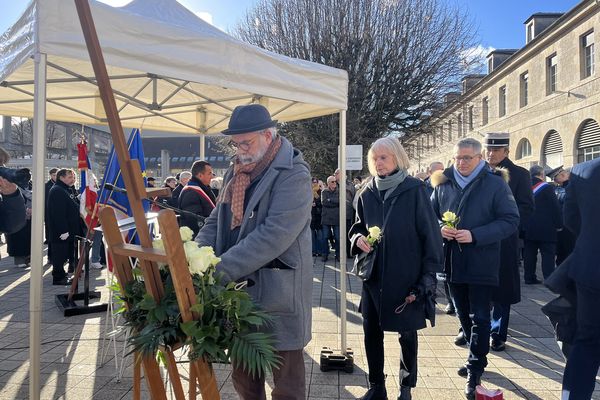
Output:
[0, 246, 599, 399]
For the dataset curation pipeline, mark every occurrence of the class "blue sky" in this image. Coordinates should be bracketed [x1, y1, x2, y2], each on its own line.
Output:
[0, 0, 580, 53]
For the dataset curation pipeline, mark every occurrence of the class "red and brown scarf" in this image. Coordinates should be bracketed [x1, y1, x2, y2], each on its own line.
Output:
[222, 136, 282, 229]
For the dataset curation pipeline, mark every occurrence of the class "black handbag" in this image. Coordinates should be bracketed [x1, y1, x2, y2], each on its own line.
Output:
[353, 197, 398, 282]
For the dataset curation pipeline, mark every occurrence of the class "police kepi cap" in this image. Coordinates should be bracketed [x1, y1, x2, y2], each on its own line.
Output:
[222, 104, 278, 135]
[547, 165, 565, 180]
[483, 132, 510, 147]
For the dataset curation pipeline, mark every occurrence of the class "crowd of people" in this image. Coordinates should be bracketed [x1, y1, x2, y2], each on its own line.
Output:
[0, 103, 597, 399]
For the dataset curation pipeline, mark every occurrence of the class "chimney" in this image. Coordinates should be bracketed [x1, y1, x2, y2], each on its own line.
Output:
[524, 13, 564, 44]
[444, 92, 461, 108]
[487, 49, 518, 73]
[461, 75, 485, 94]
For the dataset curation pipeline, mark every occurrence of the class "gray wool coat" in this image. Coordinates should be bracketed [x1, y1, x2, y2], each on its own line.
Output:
[195, 137, 313, 351]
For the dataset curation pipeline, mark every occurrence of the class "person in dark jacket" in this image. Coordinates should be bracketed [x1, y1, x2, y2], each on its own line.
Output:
[310, 177, 323, 256]
[320, 176, 340, 262]
[431, 138, 519, 399]
[47, 169, 84, 285]
[6, 171, 33, 268]
[44, 168, 57, 247]
[350, 137, 443, 400]
[548, 166, 576, 266]
[523, 165, 562, 283]
[0, 146, 27, 238]
[560, 157, 600, 399]
[484, 132, 535, 352]
[171, 170, 191, 205]
[178, 161, 216, 238]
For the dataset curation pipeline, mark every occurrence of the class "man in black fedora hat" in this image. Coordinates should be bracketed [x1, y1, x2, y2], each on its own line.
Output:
[195, 104, 313, 400]
[483, 132, 534, 352]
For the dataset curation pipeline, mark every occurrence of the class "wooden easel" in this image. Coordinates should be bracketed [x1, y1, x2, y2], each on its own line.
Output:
[74, 1, 220, 398]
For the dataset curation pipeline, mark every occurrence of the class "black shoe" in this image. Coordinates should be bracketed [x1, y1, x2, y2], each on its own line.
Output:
[444, 303, 456, 315]
[360, 382, 387, 400]
[454, 330, 467, 346]
[525, 278, 542, 284]
[465, 372, 481, 400]
[397, 385, 411, 400]
[52, 276, 72, 286]
[491, 338, 506, 351]
[457, 365, 468, 377]
[67, 265, 75, 274]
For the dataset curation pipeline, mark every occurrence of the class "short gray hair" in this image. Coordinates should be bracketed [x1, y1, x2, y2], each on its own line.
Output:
[530, 165, 545, 178]
[265, 127, 278, 140]
[454, 137, 482, 154]
[179, 171, 192, 180]
[367, 137, 410, 176]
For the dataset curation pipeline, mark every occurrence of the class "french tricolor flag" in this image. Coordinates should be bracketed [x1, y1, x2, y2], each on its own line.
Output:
[77, 141, 98, 228]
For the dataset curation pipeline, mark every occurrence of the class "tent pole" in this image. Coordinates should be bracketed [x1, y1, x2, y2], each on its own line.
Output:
[29, 51, 47, 400]
[200, 134, 205, 160]
[338, 110, 347, 355]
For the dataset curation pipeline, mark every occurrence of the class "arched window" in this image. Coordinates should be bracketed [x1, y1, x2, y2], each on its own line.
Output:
[577, 119, 600, 162]
[516, 138, 532, 160]
[542, 130, 563, 167]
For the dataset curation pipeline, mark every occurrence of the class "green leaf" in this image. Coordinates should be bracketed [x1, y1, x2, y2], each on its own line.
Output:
[180, 321, 198, 337]
[138, 294, 157, 311]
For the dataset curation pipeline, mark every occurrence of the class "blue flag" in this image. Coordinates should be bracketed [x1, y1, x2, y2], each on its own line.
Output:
[98, 129, 149, 237]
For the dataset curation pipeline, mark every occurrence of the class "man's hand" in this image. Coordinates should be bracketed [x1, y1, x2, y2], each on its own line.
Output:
[455, 229, 473, 243]
[0, 177, 17, 196]
[356, 235, 373, 253]
[441, 226, 457, 240]
[26, 208, 32, 218]
[59, 232, 69, 241]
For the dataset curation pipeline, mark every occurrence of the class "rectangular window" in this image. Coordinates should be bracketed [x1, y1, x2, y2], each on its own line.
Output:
[487, 58, 493, 74]
[581, 31, 595, 79]
[447, 121, 453, 141]
[583, 145, 600, 161]
[499, 85, 506, 117]
[520, 72, 529, 107]
[547, 53, 558, 94]
[526, 22, 534, 43]
[468, 106, 474, 131]
[482, 97, 489, 125]
[457, 114, 463, 137]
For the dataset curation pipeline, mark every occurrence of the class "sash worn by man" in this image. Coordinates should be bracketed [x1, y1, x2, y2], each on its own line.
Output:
[195, 104, 312, 400]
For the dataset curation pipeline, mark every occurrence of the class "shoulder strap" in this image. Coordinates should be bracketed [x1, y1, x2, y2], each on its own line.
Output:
[381, 196, 399, 235]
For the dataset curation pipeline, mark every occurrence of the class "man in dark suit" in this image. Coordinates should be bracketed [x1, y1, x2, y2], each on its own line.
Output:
[484, 133, 535, 352]
[44, 168, 57, 248]
[47, 169, 84, 285]
[561, 157, 600, 399]
[523, 165, 562, 283]
[548, 166, 576, 266]
[178, 161, 216, 238]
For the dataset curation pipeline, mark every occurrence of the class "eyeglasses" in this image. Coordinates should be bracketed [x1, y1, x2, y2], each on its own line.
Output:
[453, 155, 480, 163]
[228, 135, 260, 152]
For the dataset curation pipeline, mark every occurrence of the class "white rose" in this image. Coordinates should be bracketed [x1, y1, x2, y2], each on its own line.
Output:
[198, 246, 221, 267]
[183, 241, 202, 262]
[179, 226, 194, 242]
[152, 239, 165, 251]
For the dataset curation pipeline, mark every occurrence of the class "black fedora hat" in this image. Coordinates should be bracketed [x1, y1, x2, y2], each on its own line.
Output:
[222, 104, 278, 135]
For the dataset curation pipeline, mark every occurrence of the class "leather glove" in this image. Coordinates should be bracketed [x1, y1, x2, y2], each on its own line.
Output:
[59, 232, 69, 241]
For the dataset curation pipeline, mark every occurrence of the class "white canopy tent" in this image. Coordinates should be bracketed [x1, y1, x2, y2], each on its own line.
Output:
[0, 1, 350, 398]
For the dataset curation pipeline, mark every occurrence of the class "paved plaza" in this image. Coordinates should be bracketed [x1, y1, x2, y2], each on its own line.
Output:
[0, 244, 598, 399]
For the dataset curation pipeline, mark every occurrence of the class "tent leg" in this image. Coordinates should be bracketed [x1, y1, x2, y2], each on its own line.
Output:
[319, 110, 354, 373]
[29, 51, 47, 400]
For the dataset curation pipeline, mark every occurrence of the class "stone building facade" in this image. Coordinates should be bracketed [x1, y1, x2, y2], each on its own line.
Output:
[408, 0, 600, 172]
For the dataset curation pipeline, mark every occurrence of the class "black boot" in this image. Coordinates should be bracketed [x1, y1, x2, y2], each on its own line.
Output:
[464, 372, 481, 400]
[397, 385, 411, 400]
[360, 382, 388, 400]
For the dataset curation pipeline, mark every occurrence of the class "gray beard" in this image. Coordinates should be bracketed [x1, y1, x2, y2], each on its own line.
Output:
[239, 146, 267, 165]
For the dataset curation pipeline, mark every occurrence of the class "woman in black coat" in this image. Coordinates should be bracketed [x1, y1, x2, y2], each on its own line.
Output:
[349, 137, 444, 400]
[310, 178, 323, 256]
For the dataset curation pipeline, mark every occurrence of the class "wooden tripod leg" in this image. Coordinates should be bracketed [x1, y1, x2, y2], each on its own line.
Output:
[192, 359, 220, 400]
[133, 353, 141, 400]
[165, 351, 186, 400]
[189, 361, 197, 400]
[141, 355, 168, 400]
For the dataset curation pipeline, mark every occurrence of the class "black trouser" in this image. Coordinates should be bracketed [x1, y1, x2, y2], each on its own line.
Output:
[362, 286, 418, 387]
[523, 240, 556, 281]
[562, 284, 600, 400]
[232, 349, 305, 400]
[449, 283, 493, 376]
[50, 240, 72, 280]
